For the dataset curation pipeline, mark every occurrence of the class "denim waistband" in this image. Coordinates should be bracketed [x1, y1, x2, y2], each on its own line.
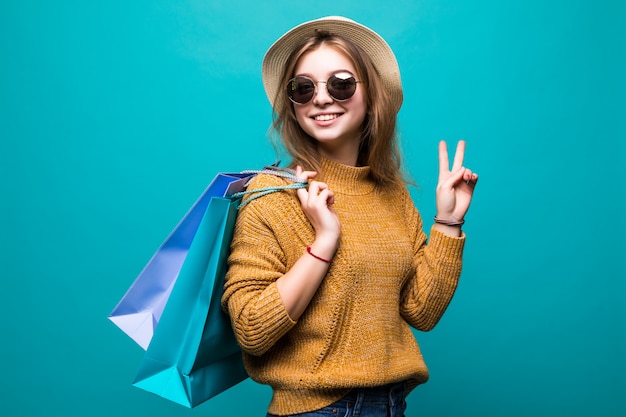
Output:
[341, 380, 408, 404]
[266, 381, 409, 417]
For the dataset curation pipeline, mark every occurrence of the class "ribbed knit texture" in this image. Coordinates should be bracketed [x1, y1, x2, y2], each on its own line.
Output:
[222, 157, 465, 416]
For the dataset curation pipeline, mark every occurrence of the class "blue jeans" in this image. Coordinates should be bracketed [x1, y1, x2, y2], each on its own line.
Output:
[267, 380, 408, 417]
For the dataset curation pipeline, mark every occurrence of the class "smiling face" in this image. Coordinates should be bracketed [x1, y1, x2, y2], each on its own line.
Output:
[292, 44, 367, 164]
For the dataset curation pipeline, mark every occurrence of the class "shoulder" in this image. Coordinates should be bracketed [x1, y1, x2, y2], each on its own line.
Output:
[233, 172, 311, 248]
[246, 172, 292, 189]
[239, 172, 302, 213]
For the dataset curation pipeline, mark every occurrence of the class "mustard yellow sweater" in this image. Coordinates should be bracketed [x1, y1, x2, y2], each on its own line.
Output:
[222, 157, 465, 416]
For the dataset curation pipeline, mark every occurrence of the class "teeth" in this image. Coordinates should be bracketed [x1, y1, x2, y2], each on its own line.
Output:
[314, 114, 339, 121]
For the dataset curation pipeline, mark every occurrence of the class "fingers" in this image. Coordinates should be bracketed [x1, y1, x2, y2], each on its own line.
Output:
[295, 166, 335, 208]
[296, 165, 317, 182]
[451, 140, 466, 172]
[296, 165, 318, 202]
[446, 166, 478, 188]
[439, 140, 476, 189]
[438, 140, 449, 174]
[462, 169, 478, 183]
[458, 161, 478, 187]
[465, 172, 478, 188]
[305, 181, 334, 207]
[292, 165, 340, 240]
[439, 139, 466, 174]
[447, 165, 466, 186]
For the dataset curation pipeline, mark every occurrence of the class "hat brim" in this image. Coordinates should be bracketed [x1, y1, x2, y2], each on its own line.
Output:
[262, 16, 403, 114]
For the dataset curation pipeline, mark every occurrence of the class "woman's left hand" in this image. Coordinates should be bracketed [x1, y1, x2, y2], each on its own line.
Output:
[436, 140, 478, 223]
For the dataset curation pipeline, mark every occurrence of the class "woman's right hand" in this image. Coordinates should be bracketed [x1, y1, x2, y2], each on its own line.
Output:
[272, 166, 340, 320]
[295, 166, 341, 254]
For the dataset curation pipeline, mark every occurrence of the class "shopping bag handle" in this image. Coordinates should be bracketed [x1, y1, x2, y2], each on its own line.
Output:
[240, 166, 306, 184]
[232, 167, 308, 208]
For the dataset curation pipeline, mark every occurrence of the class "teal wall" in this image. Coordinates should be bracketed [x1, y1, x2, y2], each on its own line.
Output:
[1, 1, 624, 416]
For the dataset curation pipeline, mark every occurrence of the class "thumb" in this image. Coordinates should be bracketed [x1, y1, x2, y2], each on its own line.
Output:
[446, 166, 466, 187]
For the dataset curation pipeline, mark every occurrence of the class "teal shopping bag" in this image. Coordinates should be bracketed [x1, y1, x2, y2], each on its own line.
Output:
[108, 172, 253, 350]
[133, 196, 247, 408]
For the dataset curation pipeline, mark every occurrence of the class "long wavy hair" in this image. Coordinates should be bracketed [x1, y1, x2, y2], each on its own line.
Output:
[270, 30, 407, 188]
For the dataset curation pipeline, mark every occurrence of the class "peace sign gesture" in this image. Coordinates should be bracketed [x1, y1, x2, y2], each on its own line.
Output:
[436, 140, 478, 229]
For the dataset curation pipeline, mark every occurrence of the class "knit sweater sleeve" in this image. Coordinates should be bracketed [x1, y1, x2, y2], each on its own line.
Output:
[221, 176, 299, 356]
[399, 188, 465, 331]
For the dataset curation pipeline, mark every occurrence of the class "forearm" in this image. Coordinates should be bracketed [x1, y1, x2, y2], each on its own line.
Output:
[225, 235, 336, 354]
[276, 237, 336, 320]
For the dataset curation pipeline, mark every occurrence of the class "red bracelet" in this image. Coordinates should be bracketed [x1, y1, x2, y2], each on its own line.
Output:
[306, 246, 332, 264]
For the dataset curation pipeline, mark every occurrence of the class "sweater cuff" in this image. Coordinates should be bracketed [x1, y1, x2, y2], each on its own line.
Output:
[428, 225, 465, 260]
[238, 281, 296, 356]
[259, 281, 297, 327]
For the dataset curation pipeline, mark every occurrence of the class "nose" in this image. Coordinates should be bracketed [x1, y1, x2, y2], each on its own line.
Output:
[312, 81, 333, 105]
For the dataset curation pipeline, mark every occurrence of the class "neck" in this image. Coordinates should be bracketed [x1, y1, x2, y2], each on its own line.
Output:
[317, 139, 360, 167]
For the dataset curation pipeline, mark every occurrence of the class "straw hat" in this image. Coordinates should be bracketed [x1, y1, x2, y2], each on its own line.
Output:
[262, 16, 403, 113]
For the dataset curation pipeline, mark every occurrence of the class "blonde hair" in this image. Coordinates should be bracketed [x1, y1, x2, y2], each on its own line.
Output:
[270, 31, 406, 188]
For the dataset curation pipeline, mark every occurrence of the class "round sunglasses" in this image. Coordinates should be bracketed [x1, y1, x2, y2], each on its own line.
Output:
[286, 73, 362, 105]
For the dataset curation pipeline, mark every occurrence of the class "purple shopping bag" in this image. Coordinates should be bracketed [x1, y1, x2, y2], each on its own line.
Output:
[108, 172, 255, 349]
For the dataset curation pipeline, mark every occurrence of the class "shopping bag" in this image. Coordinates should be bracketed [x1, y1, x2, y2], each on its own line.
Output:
[126, 167, 306, 407]
[132, 196, 246, 407]
[108, 172, 255, 349]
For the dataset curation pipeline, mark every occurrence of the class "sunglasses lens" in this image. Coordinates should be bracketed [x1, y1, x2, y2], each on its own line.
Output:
[286, 74, 359, 104]
[287, 77, 315, 104]
[327, 74, 357, 101]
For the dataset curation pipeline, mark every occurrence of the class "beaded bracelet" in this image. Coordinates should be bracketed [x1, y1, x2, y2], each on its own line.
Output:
[306, 246, 332, 264]
[434, 216, 465, 227]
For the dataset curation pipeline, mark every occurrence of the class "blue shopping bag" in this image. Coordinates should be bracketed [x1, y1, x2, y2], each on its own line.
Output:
[108, 172, 254, 349]
[112, 166, 306, 407]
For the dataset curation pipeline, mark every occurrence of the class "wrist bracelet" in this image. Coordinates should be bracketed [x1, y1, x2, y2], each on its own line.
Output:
[434, 216, 465, 227]
[306, 246, 332, 264]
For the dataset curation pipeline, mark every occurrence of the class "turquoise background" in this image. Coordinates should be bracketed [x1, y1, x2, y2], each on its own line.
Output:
[1, 0, 624, 416]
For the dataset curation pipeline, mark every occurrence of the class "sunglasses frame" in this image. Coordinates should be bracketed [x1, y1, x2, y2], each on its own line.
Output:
[286, 73, 362, 105]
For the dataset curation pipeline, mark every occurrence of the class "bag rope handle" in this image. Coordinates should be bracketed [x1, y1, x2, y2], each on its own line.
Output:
[240, 167, 306, 184]
[232, 167, 308, 208]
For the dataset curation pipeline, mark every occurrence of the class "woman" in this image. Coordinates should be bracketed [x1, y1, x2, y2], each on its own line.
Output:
[222, 16, 478, 417]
